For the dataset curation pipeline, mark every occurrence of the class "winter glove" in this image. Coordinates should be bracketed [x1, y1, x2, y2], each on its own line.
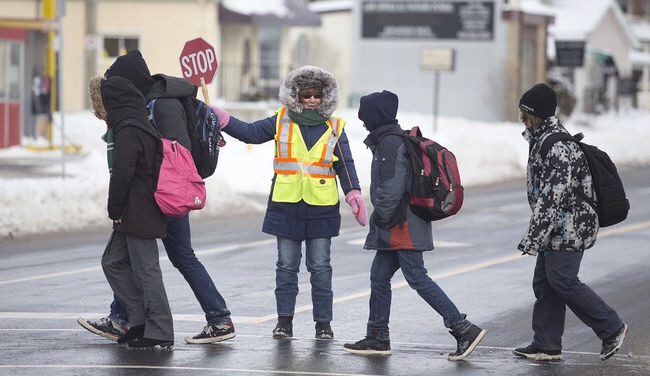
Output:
[209, 104, 230, 129]
[345, 190, 368, 226]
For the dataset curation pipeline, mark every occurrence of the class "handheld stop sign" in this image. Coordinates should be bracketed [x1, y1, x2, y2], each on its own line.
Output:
[179, 37, 217, 103]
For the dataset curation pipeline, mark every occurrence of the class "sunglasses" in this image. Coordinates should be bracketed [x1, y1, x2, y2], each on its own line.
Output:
[301, 94, 322, 99]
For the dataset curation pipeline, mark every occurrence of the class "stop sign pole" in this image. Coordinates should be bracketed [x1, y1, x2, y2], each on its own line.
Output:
[179, 38, 218, 104]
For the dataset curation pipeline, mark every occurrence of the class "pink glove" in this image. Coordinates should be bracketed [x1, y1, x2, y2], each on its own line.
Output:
[345, 190, 368, 226]
[209, 104, 230, 129]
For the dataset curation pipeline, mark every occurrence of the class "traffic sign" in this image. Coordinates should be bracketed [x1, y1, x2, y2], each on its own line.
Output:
[179, 38, 218, 86]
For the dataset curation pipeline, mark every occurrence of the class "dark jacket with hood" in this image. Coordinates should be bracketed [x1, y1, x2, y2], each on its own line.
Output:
[223, 66, 361, 241]
[104, 50, 194, 150]
[359, 90, 433, 251]
[101, 76, 166, 238]
[518, 116, 598, 255]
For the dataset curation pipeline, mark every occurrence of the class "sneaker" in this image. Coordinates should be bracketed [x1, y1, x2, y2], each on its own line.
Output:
[513, 344, 562, 360]
[343, 331, 391, 355]
[185, 323, 236, 344]
[448, 323, 487, 361]
[77, 316, 127, 342]
[127, 337, 174, 351]
[117, 324, 145, 345]
[315, 322, 334, 340]
[600, 323, 628, 361]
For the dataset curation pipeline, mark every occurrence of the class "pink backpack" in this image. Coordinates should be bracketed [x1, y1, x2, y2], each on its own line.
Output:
[155, 139, 206, 217]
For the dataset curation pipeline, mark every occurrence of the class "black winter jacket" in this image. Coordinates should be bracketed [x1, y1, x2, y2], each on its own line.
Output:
[145, 74, 196, 150]
[102, 76, 166, 239]
[518, 116, 598, 255]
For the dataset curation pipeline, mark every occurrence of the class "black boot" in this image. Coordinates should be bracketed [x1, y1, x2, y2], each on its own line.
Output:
[127, 337, 174, 351]
[315, 321, 333, 339]
[117, 324, 145, 345]
[448, 321, 486, 361]
[272, 316, 293, 338]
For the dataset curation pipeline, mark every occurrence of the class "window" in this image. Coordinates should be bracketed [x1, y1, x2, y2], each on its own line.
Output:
[294, 34, 310, 68]
[103, 36, 139, 58]
[259, 27, 280, 80]
[0, 41, 21, 100]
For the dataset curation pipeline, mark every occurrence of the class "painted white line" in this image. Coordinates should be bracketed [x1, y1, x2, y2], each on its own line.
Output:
[0, 238, 275, 286]
[598, 220, 650, 238]
[0, 365, 383, 376]
[0, 312, 257, 324]
[0, 266, 101, 285]
[347, 238, 469, 247]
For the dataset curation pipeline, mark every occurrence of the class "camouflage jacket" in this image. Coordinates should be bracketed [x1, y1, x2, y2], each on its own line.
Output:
[518, 117, 598, 256]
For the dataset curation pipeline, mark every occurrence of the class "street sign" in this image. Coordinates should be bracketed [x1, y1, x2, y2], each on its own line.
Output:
[555, 40, 585, 68]
[420, 47, 455, 71]
[179, 38, 218, 86]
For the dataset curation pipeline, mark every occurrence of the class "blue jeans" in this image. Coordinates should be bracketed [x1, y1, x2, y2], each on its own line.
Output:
[275, 237, 332, 322]
[108, 294, 128, 327]
[531, 251, 623, 351]
[367, 250, 466, 333]
[109, 215, 231, 326]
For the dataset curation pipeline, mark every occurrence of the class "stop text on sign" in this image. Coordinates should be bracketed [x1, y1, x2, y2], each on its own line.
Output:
[181, 49, 216, 80]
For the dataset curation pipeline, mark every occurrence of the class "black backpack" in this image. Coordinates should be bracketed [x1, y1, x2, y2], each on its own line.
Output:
[389, 126, 464, 222]
[148, 96, 224, 179]
[540, 132, 629, 227]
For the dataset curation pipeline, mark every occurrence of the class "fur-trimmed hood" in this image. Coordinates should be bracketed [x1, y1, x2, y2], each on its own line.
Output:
[278, 65, 338, 118]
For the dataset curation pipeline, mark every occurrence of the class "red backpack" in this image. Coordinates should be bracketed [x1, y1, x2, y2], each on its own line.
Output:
[394, 126, 464, 221]
[154, 138, 206, 217]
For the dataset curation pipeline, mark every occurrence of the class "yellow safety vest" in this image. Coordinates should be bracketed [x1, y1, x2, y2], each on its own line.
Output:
[272, 107, 345, 206]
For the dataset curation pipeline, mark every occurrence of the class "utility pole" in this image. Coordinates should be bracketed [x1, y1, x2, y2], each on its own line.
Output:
[43, 0, 56, 148]
[84, 0, 97, 109]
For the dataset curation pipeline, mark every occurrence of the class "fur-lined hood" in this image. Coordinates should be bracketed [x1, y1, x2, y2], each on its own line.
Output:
[278, 65, 339, 118]
[88, 76, 107, 121]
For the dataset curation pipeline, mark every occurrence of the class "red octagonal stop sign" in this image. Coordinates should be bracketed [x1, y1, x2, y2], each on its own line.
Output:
[179, 38, 218, 86]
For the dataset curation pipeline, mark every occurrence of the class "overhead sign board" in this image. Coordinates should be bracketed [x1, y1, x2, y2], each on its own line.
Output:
[555, 40, 585, 68]
[362, 1, 494, 40]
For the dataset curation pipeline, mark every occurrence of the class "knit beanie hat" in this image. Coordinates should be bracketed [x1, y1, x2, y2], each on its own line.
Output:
[358, 90, 399, 132]
[519, 83, 557, 119]
[104, 49, 154, 96]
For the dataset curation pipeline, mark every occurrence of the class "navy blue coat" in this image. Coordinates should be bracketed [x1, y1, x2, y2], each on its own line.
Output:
[363, 123, 434, 251]
[223, 111, 361, 241]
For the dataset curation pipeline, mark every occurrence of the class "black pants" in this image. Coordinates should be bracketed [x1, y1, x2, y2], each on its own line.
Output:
[531, 250, 623, 351]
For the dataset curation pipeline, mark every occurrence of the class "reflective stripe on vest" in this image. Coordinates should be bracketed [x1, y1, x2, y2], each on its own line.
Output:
[272, 107, 345, 205]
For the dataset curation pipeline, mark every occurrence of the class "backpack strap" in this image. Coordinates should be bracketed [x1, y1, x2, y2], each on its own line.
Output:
[147, 98, 159, 129]
[538, 132, 584, 158]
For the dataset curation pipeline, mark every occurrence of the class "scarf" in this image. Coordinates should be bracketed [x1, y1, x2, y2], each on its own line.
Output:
[102, 128, 115, 174]
[288, 109, 328, 126]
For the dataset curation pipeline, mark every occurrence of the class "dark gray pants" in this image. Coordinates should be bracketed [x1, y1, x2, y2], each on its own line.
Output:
[101, 230, 174, 341]
[531, 250, 623, 351]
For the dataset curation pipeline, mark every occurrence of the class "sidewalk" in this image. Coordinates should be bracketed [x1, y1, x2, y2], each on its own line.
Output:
[0, 144, 84, 178]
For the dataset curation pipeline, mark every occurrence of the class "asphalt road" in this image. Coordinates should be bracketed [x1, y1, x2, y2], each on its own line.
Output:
[1, 166, 649, 375]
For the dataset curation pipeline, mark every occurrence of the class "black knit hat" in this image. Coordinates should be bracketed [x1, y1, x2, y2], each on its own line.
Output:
[104, 50, 154, 96]
[358, 90, 399, 132]
[519, 83, 557, 119]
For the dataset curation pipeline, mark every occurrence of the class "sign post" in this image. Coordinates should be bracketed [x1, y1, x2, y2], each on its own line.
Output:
[420, 47, 455, 133]
[179, 38, 218, 104]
